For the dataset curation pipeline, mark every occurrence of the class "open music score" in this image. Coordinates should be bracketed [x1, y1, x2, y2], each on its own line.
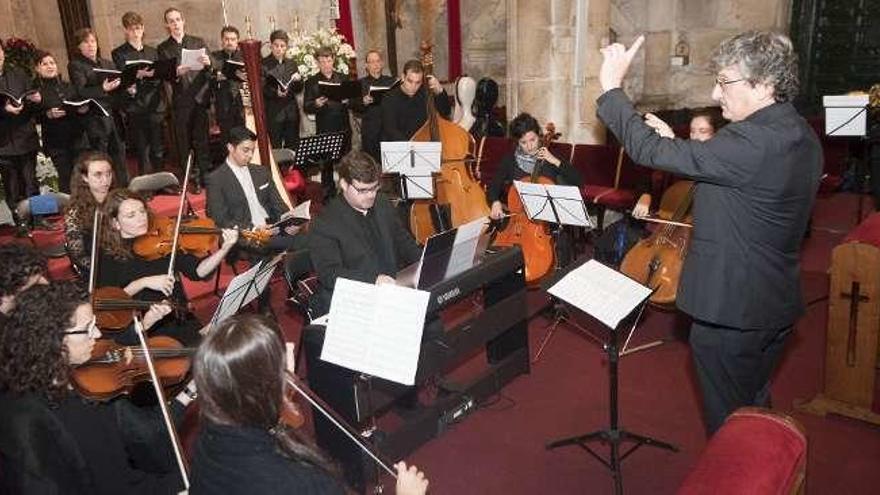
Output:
[320, 278, 430, 385]
[547, 259, 652, 330]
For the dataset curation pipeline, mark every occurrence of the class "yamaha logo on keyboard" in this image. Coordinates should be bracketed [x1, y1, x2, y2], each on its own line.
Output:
[437, 287, 461, 305]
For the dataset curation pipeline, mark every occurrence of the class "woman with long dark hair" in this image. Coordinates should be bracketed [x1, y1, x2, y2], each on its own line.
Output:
[96, 188, 238, 346]
[191, 314, 429, 494]
[0, 281, 182, 494]
[64, 150, 115, 276]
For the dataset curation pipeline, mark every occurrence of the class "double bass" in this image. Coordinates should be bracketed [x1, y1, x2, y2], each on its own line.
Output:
[491, 123, 560, 284]
[409, 42, 489, 244]
[620, 181, 695, 306]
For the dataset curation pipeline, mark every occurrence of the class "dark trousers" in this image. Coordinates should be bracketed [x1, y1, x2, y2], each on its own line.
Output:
[84, 115, 128, 186]
[128, 112, 165, 175]
[46, 148, 75, 194]
[0, 152, 38, 217]
[689, 321, 793, 435]
[215, 103, 244, 148]
[268, 111, 300, 151]
[172, 104, 211, 184]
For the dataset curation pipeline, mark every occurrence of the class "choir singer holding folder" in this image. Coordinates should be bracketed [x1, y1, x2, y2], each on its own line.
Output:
[303, 47, 352, 153]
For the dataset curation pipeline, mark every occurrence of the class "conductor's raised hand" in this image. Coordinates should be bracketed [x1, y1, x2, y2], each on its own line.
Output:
[599, 35, 645, 93]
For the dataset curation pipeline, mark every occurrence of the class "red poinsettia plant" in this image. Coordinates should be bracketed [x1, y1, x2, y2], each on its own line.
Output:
[2, 37, 39, 78]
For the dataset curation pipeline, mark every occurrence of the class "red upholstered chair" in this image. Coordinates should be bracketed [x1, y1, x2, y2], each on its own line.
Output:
[678, 407, 807, 495]
[475, 136, 516, 189]
[572, 144, 636, 230]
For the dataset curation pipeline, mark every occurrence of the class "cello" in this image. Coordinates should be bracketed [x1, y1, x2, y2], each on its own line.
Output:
[409, 42, 489, 244]
[620, 181, 695, 307]
[491, 123, 560, 284]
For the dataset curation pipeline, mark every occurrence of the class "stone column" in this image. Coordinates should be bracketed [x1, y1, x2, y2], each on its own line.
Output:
[507, 0, 610, 145]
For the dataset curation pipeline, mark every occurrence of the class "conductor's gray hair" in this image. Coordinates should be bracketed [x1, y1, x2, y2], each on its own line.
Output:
[711, 31, 800, 103]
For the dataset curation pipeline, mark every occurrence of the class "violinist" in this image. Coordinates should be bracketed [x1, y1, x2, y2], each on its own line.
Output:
[68, 28, 128, 186]
[64, 150, 115, 277]
[0, 243, 48, 316]
[97, 188, 239, 346]
[486, 112, 583, 220]
[380, 59, 451, 142]
[190, 313, 429, 495]
[33, 50, 86, 193]
[630, 109, 725, 219]
[0, 281, 182, 494]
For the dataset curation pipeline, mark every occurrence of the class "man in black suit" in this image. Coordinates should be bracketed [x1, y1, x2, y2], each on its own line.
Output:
[112, 11, 165, 175]
[210, 26, 245, 146]
[308, 150, 422, 315]
[262, 30, 303, 151]
[380, 59, 451, 142]
[597, 31, 822, 434]
[352, 50, 396, 160]
[157, 7, 212, 192]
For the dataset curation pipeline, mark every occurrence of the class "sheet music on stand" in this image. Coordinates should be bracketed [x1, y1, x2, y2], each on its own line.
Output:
[513, 181, 593, 228]
[380, 141, 442, 200]
[444, 216, 487, 279]
[320, 278, 430, 385]
[547, 259, 651, 331]
[210, 253, 285, 326]
[293, 131, 347, 169]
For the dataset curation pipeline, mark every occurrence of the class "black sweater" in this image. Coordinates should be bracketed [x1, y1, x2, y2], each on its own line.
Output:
[380, 85, 452, 141]
[486, 151, 584, 204]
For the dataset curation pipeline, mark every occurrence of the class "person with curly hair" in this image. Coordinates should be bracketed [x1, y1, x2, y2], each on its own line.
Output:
[63, 150, 116, 277]
[0, 243, 48, 315]
[96, 188, 238, 346]
[597, 31, 822, 434]
[0, 281, 183, 494]
[190, 313, 429, 495]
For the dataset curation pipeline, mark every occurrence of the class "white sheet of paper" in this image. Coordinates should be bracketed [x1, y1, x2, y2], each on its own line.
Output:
[403, 175, 436, 199]
[513, 180, 552, 221]
[445, 216, 487, 278]
[547, 259, 652, 329]
[321, 278, 429, 385]
[180, 48, 207, 71]
[545, 184, 591, 227]
[823, 94, 869, 136]
[380, 141, 442, 174]
[291, 200, 311, 220]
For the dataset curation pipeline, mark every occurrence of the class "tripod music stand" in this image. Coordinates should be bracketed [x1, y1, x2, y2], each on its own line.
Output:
[507, 180, 595, 362]
[544, 260, 677, 495]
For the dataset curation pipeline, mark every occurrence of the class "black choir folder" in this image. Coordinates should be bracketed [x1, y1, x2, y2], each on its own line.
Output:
[220, 59, 246, 82]
[266, 64, 300, 92]
[121, 58, 177, 85]
[318, 80, 362, 101]
[367, 79, 401, 102]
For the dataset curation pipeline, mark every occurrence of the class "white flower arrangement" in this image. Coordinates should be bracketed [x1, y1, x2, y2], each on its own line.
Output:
[35, 151, 60, 193]
[286, 27, 355, 79]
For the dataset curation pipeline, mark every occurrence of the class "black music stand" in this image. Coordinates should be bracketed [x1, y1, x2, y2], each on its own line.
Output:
[510, 181, 595, 362]
[543, 259, 677, 495]
[294, 131, 347, 200]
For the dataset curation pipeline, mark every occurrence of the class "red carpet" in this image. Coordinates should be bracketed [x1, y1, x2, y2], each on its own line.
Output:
[3, 191, 880, 494]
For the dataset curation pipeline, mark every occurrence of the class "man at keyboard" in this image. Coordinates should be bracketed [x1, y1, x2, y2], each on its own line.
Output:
[308, 150, 422, 315]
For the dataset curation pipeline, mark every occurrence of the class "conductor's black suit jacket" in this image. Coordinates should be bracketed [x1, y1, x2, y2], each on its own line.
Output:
[308, 194, 422, 314]
[205, 163, 289, 229]
[597, 89, 822, 330]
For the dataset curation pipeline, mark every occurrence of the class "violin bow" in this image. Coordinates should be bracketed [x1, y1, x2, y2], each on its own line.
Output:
[166, 152, 194, 278]
[284, 372, 398, 479]
[133, 316, 191, 489]
[88, 208, 101, 294]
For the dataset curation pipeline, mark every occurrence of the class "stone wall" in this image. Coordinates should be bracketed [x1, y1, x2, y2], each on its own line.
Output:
[0, 0, 68, 76]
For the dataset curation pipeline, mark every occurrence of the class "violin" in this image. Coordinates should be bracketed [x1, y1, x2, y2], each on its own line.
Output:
[91, 286, 187, 332]
[132, 216, 269, 261]
[620, 180, 695, 306]
[70, 335, 193, 401]
[492, 123, 559, 284]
